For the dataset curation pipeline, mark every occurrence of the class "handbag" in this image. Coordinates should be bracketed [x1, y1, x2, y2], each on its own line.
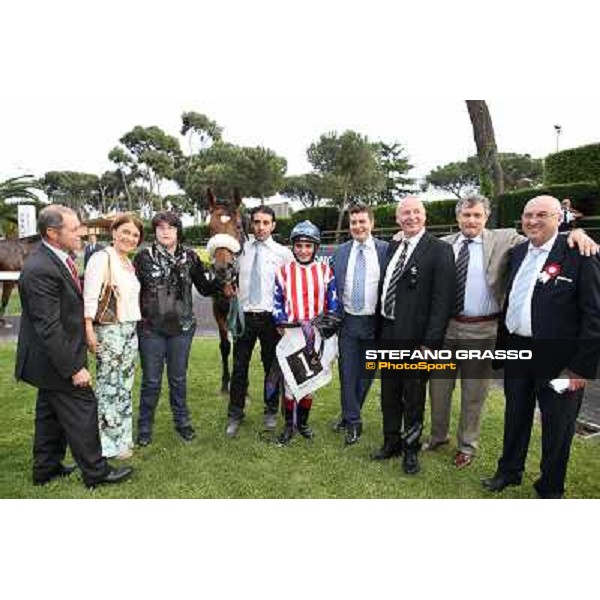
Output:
[94, 251, 119, 324]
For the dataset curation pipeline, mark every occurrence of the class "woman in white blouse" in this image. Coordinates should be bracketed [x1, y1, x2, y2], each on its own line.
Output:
[84, 215, 143, 460]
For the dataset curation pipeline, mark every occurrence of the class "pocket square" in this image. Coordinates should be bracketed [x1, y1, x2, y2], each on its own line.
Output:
[556, 276, 574, 283]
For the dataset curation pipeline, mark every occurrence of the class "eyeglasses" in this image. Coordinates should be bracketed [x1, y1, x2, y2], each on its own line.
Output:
[522, 211, 560, 221]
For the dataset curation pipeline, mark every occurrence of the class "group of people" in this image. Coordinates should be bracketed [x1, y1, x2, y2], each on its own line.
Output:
[15, 194, 599, 498]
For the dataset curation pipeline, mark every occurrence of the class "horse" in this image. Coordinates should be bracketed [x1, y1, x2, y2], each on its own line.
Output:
[0, 234, 40, 325]
[205, 188, 248, 393]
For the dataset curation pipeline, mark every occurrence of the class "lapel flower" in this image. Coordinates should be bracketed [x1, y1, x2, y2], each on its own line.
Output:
[537, 262, 561, 285]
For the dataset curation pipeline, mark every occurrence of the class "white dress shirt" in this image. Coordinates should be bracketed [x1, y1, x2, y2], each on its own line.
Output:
[506, 233, 558, 337]
[343, 236, 380, 316]
[380, 228, 426, 319]
[454, 234, 499, 317]
[238, 235, 293, 312]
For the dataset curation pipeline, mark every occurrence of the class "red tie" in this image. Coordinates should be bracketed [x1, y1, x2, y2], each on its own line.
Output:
[66, 256, 82, 293]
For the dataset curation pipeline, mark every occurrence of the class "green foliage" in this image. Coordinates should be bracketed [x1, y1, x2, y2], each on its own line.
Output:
[280, 174, 323, 208]
[374, 141, 415, 202]
[496, 182, 600, 227]
[545, 143, 600, 186]
[38, 171, 100, 214]
[238, 146, 287, 200]
[425, 158, 479, 198]
[307, 130, 385, 205]
[181, 223, 211, 244]
[291, 206, 345, 231]
[1, 340, 598, 498]
[180, 111, 223, 152]
[426, 153, 545, 199]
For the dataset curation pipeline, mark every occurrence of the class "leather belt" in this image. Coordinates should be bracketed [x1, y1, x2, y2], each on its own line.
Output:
[453, 313, 500, 324]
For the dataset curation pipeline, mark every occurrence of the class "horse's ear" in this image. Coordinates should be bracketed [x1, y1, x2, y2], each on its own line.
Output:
[233, 188, 242, 208]
[207, 188, 217, 213]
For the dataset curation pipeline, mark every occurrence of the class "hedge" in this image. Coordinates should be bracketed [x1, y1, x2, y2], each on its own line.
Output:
[545, 143, 600, 185]
[496, 182, 600, 227]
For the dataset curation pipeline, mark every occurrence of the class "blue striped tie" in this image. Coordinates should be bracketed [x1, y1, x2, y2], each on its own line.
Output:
[350, 244, 366, 311]
[505, 248, 542, 333]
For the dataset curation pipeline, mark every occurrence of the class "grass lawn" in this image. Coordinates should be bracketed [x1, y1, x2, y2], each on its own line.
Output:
[0, 338, 598, 499]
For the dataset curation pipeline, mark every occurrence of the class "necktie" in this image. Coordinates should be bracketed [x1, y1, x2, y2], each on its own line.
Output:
[249, 241, 262, 305]
[383, 240, 409, 318]
[66, 256, 82, 293]
[455, 239, 472, 314]
[350, 244, 366, 311]
[505, 248, 542, 333]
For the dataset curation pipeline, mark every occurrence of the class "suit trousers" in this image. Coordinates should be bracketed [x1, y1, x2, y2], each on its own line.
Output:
[228, 312, 281, 420]
[499, 338, 583, 496]
[428, 318, 496, 455]
[33, 386, 109, 486]
[380, 319, 427, 451]
[338, 313, 377, 425]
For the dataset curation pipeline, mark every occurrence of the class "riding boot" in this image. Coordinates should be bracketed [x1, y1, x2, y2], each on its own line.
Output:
[277, 398, 296, 446]
[297, 396, 314, 439]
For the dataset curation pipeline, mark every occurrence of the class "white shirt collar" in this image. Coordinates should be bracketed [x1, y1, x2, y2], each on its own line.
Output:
[352, 235, 374, 250]
[458, 233, 483, 245]
[528, 232, 558, 254]
[43, 240, 70, 263]
[399, 228, 426, 246]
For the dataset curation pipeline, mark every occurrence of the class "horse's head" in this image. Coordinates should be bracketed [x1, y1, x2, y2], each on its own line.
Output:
[206, 188, 246, 283]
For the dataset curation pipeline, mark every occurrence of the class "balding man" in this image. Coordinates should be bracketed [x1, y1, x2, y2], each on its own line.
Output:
[483, 196, 600, 498]
[374, 197, 455, 475]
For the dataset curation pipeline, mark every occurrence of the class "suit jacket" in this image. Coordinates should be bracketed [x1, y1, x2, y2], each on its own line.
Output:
[442, 228, 523, 308]
[496, 234, 600, 379]
[379, 231, 455, 347]
[332, 237, 388, 314]
[15, 244, 88, 391]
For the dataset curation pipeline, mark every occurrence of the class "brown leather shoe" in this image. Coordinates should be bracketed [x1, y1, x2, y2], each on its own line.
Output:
[454, 451, 473, 469]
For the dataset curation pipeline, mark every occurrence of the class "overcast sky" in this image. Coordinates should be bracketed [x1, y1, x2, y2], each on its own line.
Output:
[2, 1, 598, 198]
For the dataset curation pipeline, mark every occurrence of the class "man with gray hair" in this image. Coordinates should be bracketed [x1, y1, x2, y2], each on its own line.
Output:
[427, 194, 596, 469]
[15, 205, 132, 488]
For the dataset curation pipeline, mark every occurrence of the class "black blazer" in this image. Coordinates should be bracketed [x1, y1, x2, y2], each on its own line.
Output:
[497, 235, 600, 379]
[379, 231, 456, 347]
[15, 244, 88, 391]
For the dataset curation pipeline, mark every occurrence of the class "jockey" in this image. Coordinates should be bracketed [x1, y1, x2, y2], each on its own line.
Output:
[272, 220, 340, 445]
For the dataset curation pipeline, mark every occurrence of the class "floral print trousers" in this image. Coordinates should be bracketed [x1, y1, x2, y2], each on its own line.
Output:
[95, 322, 137, 458]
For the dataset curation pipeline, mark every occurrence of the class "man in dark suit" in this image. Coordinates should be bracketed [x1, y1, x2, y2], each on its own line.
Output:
[83, 233, 104, 268]
[332, 203, 388, 445]
[374, 197, 455, 474]
[483, 195, 600, 499]
[15, 205, 132, 488]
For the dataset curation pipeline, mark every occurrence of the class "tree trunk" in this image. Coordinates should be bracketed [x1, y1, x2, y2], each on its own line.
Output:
[119, 168, 132, 212]
[335, 189, 348, 243]
[465, 101, 504, 198]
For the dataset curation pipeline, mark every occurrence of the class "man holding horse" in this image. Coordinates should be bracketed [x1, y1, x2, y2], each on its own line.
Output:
[225, 205, 293, 437]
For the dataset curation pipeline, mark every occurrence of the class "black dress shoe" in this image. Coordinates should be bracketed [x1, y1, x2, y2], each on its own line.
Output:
[33, 463, 78, 486]
[345, 423, 362, 446]
[402, 451, 420, 475]
[481, 472, 522, 492]
[87, 466, 133, 489]
[331, 417, 347, 433]
[371, 443, 402, 460]
[176, 425, 196, 442]
[136, 433, 152, 447]
[533, 480, 564, 499]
